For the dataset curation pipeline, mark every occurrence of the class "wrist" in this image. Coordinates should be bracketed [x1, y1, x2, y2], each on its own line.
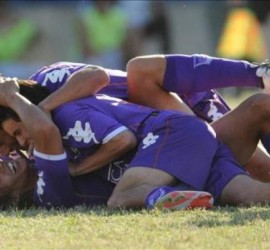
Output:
[38, 102, 50, 113]
[6, 92, 24, 108]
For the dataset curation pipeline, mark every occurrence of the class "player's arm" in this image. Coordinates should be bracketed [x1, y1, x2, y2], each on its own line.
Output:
[69, 129, 137, 176]
[38, 66, 110, 113]
[0, 78, 64, 155]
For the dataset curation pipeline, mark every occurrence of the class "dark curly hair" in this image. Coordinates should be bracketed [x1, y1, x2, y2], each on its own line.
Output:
[0, 79, 50, 127]
[0, 190, 36, 210]
[17, 79, 50, 105]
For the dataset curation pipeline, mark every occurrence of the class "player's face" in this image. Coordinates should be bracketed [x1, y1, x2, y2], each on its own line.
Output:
[1, 118, 32, 151]
[0, 157, 29, 197]
[0, 130, 18, 156]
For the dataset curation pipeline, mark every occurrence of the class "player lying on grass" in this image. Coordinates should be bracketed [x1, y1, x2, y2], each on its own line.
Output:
[31, 54, 270, 181]
[0, 53, 268, 183]
[32, 54, 265, 122]
[0, 78, 214, 210]
[0, 78, 132, 209]
[1, 78, 270, 210]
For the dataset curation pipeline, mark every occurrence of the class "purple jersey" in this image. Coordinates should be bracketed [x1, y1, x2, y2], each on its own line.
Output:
[29, 61, 231, 123]
[29, 61, 129, 100]
[32, 151, 116, 208]
[33, 94, 247, 205]
[51, 94, 228, 191]
[52, 95, 158, 148]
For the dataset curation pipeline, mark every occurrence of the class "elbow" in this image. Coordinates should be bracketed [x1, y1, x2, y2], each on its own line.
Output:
[108, 130, 137, 157]
[120, 131, 137, 152]
[85, 66, 110, 89]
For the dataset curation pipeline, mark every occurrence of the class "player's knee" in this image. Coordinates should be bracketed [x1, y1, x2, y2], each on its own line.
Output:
[247, 93, 270, 119]
[107, 194, 122, 209]
[127, 56, 146, 78]
[127, 55, 165, 80]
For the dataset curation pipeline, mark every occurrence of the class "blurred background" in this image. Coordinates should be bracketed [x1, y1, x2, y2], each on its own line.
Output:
[1, 0, 270, 102]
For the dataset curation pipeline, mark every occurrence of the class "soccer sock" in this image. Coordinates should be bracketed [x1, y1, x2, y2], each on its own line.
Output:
[145, 186, 176, 209]
[186, 90, 231, 122]
[163, 54, 263, 94]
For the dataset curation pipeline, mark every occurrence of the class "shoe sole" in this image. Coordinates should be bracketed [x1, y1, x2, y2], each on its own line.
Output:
[154, 191, 214, 210]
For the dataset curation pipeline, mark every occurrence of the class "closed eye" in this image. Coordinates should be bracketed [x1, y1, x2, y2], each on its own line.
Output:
[13, 129, 21, 138]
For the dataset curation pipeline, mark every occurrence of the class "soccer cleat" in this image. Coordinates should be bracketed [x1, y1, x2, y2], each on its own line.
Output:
[255, 61, 270, 94]
[153, 190, 214, 211]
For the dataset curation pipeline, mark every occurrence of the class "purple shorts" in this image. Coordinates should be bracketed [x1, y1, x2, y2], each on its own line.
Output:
[205, 143, 248, 202]
[128, 112, 247, 203]
[128, 113, 219, 191]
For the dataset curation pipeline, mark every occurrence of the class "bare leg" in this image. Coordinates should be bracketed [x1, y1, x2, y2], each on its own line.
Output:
[211, 93, 270, 166]
[244, 147, 270, 182]
[220, 175, 270, 206]
[127, 57, 270, 181]
[127, 55, 194, 114]
[107, 167, 177, 209]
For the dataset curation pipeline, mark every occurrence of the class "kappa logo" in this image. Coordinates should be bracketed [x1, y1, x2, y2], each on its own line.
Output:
[142, 132, 159, 149]
[207, 101, 223, 121]
[41, 68, 71, 86]
[193, 54, 212, 68]
[63, 120, 99, 144]
[37, 171, 45, 202]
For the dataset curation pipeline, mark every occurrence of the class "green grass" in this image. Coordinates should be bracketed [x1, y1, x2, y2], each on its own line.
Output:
[1, 206, 270, 249]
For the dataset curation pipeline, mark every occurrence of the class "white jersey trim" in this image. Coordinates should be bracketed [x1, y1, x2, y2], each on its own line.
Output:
[33, 149, 67, 161]
[102, 126, 128, 144]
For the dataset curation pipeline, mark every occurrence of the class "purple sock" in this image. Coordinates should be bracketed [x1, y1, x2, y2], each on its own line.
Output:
[183, 90, 231, 123]
[163, 54, 263, 94]
[145, 186, 176, 209]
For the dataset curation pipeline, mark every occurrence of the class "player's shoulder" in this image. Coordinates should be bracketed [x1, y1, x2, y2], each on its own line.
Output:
[29, 61, 90, 89]
[29, 61, 88, 81]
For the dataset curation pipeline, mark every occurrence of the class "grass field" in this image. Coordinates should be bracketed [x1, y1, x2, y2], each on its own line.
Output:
[1, 206, 270, 249]
[2, 89, 269, 250]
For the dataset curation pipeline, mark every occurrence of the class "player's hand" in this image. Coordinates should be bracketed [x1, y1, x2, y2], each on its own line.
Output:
[0, 77, 20, 106]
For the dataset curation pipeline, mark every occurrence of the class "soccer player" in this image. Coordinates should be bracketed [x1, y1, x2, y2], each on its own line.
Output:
[31, 56, 263, 122]
[0, 78, 215, 209]
[0, 78, 131, 209]
[125, 54, 270, 181]
[126, 54, 266, 113]
[30, 55, 270, 181]
[1, 78, 270, 210]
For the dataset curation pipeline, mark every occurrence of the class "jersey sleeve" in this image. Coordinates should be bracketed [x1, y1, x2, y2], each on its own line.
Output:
[53, 103, 128, 149]
[33, 151, 77, 208]
[29, 62, 87, 92]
